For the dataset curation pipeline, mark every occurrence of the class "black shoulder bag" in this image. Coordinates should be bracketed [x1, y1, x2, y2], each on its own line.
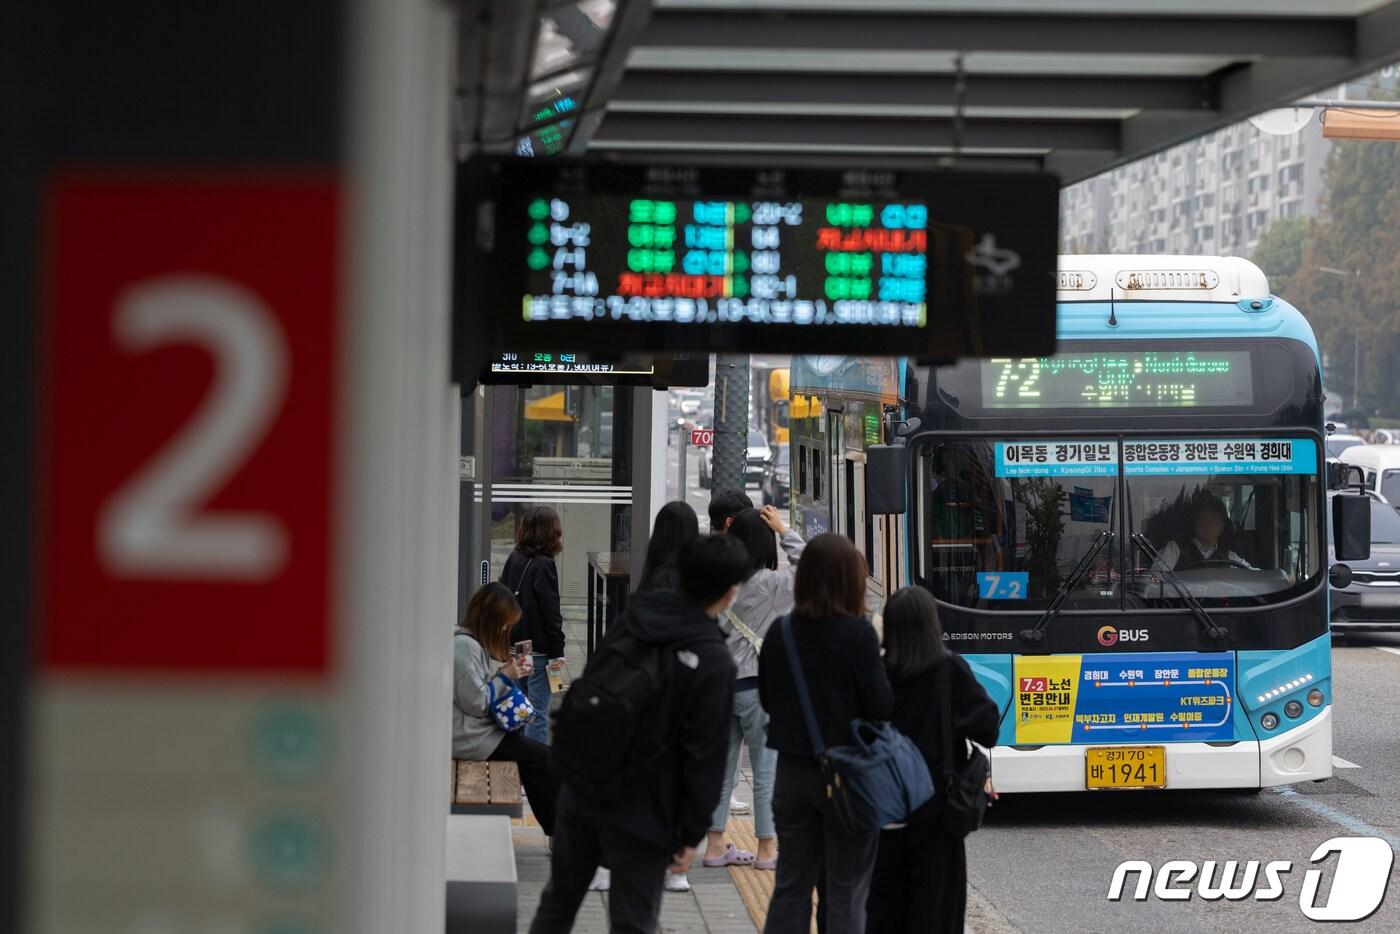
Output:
[938, 658, 992, 838]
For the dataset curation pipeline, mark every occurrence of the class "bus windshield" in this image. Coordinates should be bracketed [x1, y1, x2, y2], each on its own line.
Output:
[917, 439, 1119, 611]
[916, 436, 1323, 611]
[1126, 472, 1320, 607]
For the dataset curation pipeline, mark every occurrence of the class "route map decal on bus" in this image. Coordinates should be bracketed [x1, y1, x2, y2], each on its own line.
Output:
[1015, 652, 1236, 744]
[1122, 439, 1316, 475]
[994, 441, 1118, 477]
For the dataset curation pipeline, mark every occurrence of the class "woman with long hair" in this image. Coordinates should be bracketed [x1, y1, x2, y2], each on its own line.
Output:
[866, 586, 998, 933]
[637, 500, 700, 593]
[702, 505, 804, 871]
[454, 582, 558, 835]
[501, 506, 565, 744]
[758, 534, 893, 933]
[593, 499, 702, 896]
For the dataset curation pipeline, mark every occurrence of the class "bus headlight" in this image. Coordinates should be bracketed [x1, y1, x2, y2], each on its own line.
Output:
[1307, 688, 1325, 707]
[1284, 700, 1304, 719]
[1261, 712, 1280, 730]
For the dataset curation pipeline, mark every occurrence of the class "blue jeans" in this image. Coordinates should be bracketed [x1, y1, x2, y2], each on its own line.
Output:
[710, 686, 776, 839]
[525, 654, 551, 744]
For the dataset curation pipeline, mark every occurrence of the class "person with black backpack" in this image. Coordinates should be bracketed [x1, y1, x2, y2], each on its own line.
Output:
[529, 534, 752, 934]
[866, 586, 999, 934]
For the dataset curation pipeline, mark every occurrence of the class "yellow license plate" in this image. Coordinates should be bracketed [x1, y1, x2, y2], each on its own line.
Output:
[1085, 746, 1166, 790]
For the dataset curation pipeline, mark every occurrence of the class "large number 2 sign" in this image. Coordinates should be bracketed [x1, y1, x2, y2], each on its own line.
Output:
[38, 177, 337, 673]
[99, 277, 290, 580]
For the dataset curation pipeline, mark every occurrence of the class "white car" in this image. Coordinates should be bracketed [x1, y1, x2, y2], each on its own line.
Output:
[698, 429, 772, 490]
[1326, 433, 1367, 459]
[1338, 443, 1400, 503]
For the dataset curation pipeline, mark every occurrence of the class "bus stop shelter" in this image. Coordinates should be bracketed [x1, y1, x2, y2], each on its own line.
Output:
[468, 0, 1400, 178]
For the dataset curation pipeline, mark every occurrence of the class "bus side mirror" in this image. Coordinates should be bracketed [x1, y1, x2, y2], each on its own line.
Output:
[1333, 494, 1372, 562]
[866, 444, 907, 515]
[1326, 461, 1363, 491]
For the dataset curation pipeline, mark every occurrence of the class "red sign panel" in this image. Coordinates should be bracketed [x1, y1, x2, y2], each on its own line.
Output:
[37, 175, 339, 674]
[690, 428, 714, 446]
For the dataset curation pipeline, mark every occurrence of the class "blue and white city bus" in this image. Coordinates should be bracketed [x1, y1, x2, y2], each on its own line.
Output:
[790, 255, 1369, 793]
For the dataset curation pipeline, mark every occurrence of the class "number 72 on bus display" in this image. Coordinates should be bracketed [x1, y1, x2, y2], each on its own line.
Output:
[977, 571, 1028, 600]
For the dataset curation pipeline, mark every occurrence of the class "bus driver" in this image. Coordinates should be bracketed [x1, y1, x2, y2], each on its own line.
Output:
[1151, 493, 1254, 573]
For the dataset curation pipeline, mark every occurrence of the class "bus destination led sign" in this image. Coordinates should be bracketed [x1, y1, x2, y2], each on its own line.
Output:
[983, 351, 1254, 409]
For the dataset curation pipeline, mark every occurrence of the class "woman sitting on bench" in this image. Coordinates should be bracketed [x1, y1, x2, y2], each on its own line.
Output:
[455, 582, 557, 836]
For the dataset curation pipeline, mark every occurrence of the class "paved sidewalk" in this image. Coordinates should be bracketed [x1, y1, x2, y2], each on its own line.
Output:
[513, 770, 762, 933]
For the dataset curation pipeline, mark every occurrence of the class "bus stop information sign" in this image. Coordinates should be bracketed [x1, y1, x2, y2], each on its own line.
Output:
[461, 159, 1059, 360]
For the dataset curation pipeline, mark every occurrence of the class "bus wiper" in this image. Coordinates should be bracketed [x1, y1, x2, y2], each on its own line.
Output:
[1130, 532, 1230, 641]
[1019, 529, 1114, 645]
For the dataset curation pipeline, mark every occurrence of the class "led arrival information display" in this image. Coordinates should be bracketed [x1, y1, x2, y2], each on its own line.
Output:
[462, 160, 1061, 359]
[983, 350, 1255, 408]
[521, 195, 932, 328]
[489, 351, 654, 376]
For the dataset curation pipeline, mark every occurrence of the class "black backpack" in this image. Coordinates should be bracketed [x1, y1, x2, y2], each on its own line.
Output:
[550, 625, 699, 804]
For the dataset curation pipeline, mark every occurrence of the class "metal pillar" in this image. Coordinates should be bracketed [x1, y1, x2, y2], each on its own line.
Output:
[712, 354, 751, 497]
[677, 420, 689, 498]
[458, 386, 479, 620]
[629, 386, 654, 591]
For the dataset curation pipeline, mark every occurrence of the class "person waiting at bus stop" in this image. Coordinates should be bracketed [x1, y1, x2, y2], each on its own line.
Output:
[502, 506, 566, 745]
[866, 586, 998, 934]
[709, 488, 754, 533]
[453, 583, 557, 836]
[1151, 492, 1253, 573]
[703, 504, 806, 872]
[529, 534, 751, 934]
[758, 534, 893, 934]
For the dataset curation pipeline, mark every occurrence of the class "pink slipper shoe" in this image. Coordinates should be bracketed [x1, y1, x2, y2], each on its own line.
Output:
[702, 843, 755, 867]
[754, 856, 778, 871]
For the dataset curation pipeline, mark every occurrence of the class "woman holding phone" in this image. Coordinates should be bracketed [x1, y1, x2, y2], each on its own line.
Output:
[502, 506, 566, 744]
[454, 582, 557, 836]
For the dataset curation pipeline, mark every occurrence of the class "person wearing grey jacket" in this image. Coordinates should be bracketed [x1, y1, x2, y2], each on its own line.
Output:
[454, 582, 557, 836]
[702, 505, 804, 871]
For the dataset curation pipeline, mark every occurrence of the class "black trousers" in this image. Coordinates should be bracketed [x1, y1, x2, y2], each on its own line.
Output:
[488, 731, 557, 836]
[528, 799, 671, 934]
[866, 814, 968, 934]
[764, 754, 879, 934]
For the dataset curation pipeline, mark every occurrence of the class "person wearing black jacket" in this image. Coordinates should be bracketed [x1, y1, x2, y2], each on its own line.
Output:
[758, 533, 894, 934]
[501, 506, 565, 744]
[529, 534, 751, 934]
[867, 586, 999, 934]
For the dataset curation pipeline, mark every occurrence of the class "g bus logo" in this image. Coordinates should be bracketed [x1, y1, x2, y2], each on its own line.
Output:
[1107, 836, 1393, 922]
[1097, 626, 1149, 647]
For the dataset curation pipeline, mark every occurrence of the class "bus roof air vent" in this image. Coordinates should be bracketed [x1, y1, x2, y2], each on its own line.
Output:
[1056, 255, 1271, 304]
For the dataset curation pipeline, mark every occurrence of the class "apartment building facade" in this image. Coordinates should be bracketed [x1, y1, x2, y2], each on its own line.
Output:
[1061, 116, 1331, 257]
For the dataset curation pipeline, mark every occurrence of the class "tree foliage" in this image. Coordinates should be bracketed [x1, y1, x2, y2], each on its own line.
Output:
[1251, 216, 1308, 297]
[1281, 139, 1400, 416]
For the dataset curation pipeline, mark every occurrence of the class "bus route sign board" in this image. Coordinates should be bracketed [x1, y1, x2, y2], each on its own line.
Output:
[1014, 652, 1236, 745]
[690, 428, 714, 446]
[37, 175, 338, 674]
[458, 158, 1059, 360]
